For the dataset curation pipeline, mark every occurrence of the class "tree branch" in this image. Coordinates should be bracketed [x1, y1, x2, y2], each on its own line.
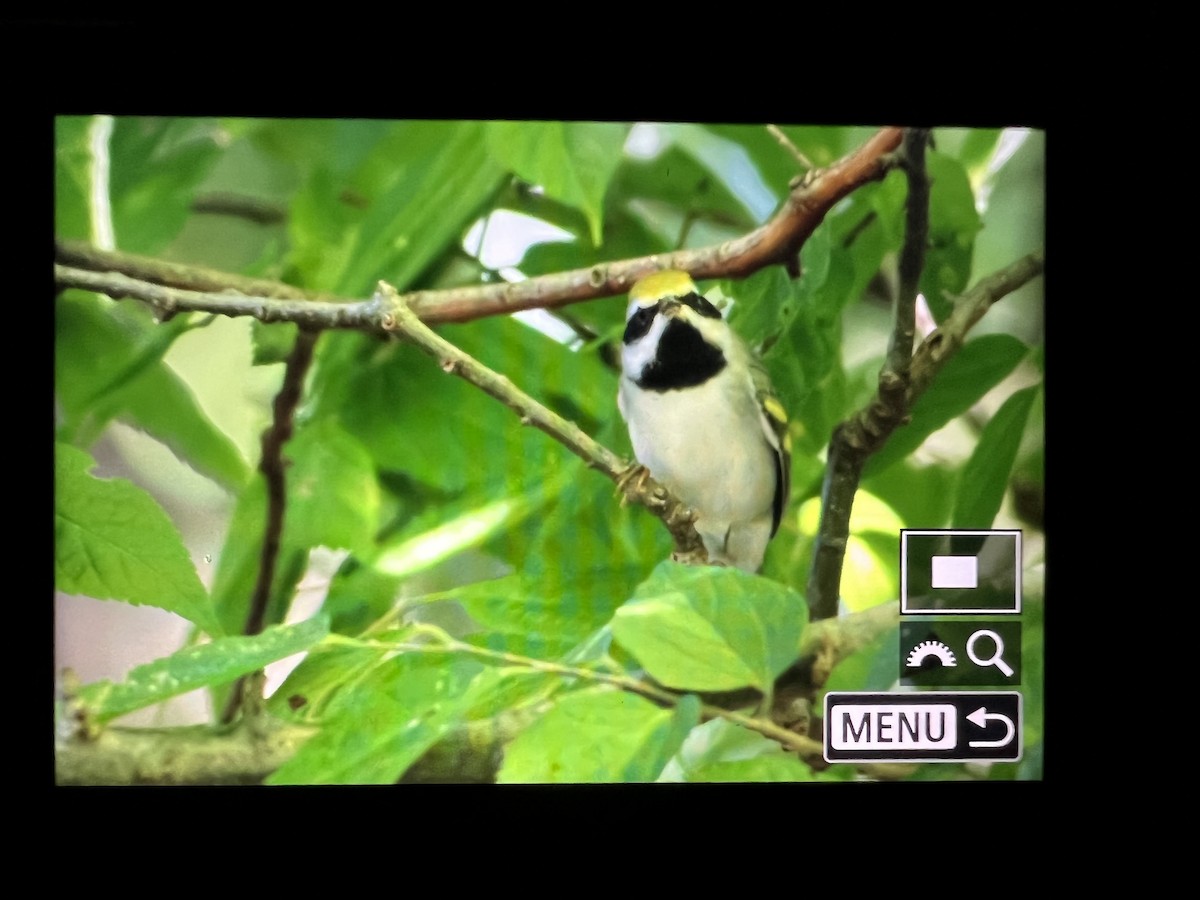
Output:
[54, 600, 900, 785]
[54, 126, 904, 327]
[806, 246, 1046, 621]
[376, 282, 706, 562]
[219, 330, 321, 724]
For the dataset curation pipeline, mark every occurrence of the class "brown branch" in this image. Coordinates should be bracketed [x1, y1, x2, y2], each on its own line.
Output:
[221, 330, 320, 724]
[54, 265, 380, 329]
[807, 130, 933, 623]
[806, 246, 1046, 622]
[54, 126, 904, 327]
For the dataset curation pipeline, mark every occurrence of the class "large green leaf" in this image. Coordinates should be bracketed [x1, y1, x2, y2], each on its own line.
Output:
[285, 419, 380, 556]
[864, 333, 1030, 477]
[55, 443, 221, 636]
[267, 652, 482, 784]
[497, 688, 700, 783]
[55, 291, 251, 491]
[107, 117, 225, 254]
[486, 121, 630, 246]
[607, 139, 758, 238]
[287, 120, 507, 295]
[611, 562, 808, 693]
[451, 575, 585, 661]
[921, 151, 985, 319]
[76, 615, 329, 724]
[520, 436, 671, 641]
[55, 116, 224, 254]
[952, 384, 1040, 528]
[665, 124, 781, 225]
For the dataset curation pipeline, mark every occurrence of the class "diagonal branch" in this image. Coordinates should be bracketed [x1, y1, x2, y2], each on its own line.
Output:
[806, 246, 1046, 621]
[376, 282, 706, 561]
[54, 126, 904, 327]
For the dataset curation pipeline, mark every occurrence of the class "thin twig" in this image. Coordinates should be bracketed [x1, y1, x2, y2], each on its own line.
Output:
[221, 329, 320, 724]
[191, 191, 288, 226]
[344, 627, 826, 758]
[766, 124, 815, 170]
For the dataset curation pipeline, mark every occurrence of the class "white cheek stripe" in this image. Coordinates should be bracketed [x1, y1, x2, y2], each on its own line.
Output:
[622, 311, 670, 379]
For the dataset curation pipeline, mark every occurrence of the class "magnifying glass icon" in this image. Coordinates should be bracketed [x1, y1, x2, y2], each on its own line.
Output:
[967, 629, 1014, 677]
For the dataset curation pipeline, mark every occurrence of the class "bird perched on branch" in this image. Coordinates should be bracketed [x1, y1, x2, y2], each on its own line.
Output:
[617, 269, 790, 573]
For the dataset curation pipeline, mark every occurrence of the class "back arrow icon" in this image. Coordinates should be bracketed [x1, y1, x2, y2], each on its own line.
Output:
[966, 706, 1015, 748]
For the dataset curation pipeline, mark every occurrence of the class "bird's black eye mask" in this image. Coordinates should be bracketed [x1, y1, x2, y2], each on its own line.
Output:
[623, 292, 724, 344]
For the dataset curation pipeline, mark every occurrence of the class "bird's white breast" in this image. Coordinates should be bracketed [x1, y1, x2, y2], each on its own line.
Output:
[618, 370, 776, 526]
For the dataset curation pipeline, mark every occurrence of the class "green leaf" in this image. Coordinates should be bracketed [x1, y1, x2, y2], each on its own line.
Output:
[921, 151, 985, 318]
[722, 265, 799, 353]
[55, 443, 221, 636]
[55, 116, 94, 242]
[267, 652, 482, 784]
[76, 615, 329, 724]
[452, 575, 585, 661]
[952, 384, 1040, 528]
[497, 689, 700, 783]
[56, 291, 251, 491]
[287, 120, 507, 294]
[486, 121, 630, 246]
[285, 419, 380, 556]
[665, 124, 781, 224]
[864, 333, 1030, 478]
[107, 117, 225, 254]
[371, 481, 555, 581]
[611, 562, 808, 693]
[519, 444, 670, 641]
[265, 637, 393, 722]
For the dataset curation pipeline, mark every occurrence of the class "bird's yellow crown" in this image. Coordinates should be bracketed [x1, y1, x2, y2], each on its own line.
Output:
[629, 269, 697, 303]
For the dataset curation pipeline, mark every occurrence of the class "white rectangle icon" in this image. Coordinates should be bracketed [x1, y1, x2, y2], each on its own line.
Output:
[931, 555, 978, 589]
[830, 704, 957, 750]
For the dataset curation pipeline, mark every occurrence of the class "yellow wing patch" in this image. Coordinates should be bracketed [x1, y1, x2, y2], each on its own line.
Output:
[629, 269, 698, 303]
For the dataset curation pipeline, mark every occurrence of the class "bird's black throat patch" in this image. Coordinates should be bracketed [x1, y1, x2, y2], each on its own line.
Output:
[636, 318, 726, 391]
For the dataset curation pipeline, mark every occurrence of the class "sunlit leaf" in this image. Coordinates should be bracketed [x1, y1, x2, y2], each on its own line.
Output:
[285, 419, 380, 556]
[267, 653, 482, 785]
[612, 562, 808, 693]
[486, 121, 630, 246]
[55, 443, 221, 636]
[952, 384, 1040, 529]
[77, 615, 329, 724]
[864, 334, 1030, 477]
[497, 688, 700, 783]
[56, 292, 250, 490]
[107, 117, 225, 254]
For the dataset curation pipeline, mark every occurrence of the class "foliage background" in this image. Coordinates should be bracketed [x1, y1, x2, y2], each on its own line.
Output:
[54, 119, 1044, 783]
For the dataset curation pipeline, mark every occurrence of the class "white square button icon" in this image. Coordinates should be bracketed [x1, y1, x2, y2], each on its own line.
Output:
[931, 555, 978, 589]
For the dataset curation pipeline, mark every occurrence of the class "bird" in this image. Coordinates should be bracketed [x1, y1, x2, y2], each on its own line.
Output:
[617, 269, 790, 573]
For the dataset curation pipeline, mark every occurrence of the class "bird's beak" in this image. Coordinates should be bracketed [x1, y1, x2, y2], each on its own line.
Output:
[659, 299, 683, 318]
